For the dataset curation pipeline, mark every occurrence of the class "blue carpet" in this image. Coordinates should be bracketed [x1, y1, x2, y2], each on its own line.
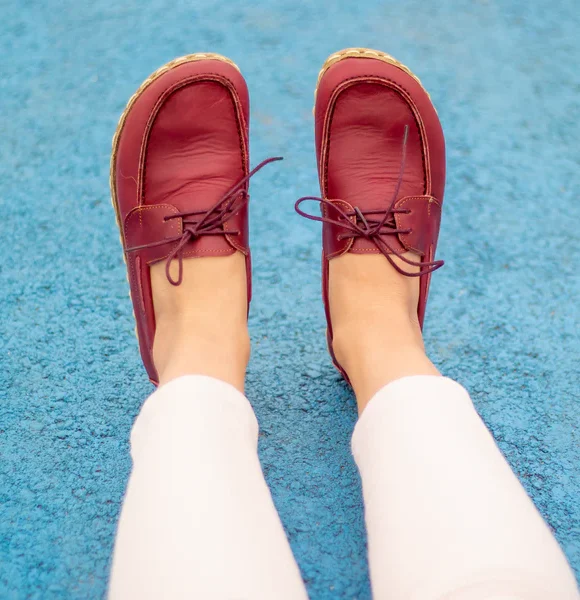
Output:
[1, 0, 579, 597]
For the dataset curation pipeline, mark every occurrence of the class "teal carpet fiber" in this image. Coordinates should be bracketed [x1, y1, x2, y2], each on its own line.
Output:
[0, 0, 579, 597]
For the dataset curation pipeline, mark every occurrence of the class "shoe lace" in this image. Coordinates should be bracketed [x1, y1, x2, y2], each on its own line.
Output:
[126, 157, 283, 285]
[294, 126, 444, 277]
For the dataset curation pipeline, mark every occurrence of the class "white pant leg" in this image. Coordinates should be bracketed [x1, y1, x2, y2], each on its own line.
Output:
[109, 375, 308, 600]
[352, 375, 579, 600]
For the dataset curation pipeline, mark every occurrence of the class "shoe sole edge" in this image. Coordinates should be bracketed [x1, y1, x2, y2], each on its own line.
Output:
[314, 47, 432, 113]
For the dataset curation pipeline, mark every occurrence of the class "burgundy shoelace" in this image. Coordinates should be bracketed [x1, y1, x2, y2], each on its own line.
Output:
[126, 157, 283, 285]
[295, 126, 444, 277]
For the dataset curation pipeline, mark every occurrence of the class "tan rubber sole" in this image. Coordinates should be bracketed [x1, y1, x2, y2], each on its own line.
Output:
[108, 52, 240, 345]
[313, 47, 431, 112]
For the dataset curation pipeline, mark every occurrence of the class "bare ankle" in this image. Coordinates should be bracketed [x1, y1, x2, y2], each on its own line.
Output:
[335, 329, 438, 413]
[329, 253, 440, 413]
[153, 323, 250, 390]
[332, 308, 424, 369]
[149, 253, 250, 391]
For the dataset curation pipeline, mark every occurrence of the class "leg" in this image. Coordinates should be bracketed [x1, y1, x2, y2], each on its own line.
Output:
[109, 55, 306, 599]
[331, 254, 580, 600]
[109, 258, 308, 600]
[302, 48, 578, 599]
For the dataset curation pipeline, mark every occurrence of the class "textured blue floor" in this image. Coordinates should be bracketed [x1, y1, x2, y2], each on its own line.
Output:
[1, 0, 579, 598]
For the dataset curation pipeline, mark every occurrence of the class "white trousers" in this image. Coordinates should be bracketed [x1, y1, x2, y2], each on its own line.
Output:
[109, 375, 579, 600]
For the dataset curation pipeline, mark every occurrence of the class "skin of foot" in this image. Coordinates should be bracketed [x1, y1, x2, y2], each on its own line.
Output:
[150, 253, 250, 391]
[329, 252, 440, 414]
[149, 245, 439, 411]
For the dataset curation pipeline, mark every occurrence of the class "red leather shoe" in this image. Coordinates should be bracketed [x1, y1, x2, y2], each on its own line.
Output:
[110, 53, 280, 384]
[295, 48, 446, 383]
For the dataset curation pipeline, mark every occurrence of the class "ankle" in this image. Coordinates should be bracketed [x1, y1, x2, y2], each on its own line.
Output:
[332, 306, 424, 365]
[328, 253, 440, 413]
[332, 307, 439, 414]
[153, 317, 250, 390]
[329, 252, 425, 370]
[334, 324, 439, 413]
[149, 253, 250, 390]
[332, 305, 427, 384]
[151, 254, 249, 321]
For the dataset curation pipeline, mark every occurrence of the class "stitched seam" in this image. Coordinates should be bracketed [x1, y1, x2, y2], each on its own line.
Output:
[137, 72, 248, 207]
[224, 217, 248, 254]
[421, 245, 435, 307]
[124, 204, 182, 241]
[127, 256, 147, 327]
[134, 256, 147, 316]
[128, 255, 137, 311]
[146, 247, 235, 265]
[320, 76, 430, 191]
[226, 235, 249, 254]
[181, 248, 234, 256]
[319, 75, 431, 198]
[131, 70, 249, 263]
[326, 199, 355, 258]
[395, 195, 440, 254]
[110, 55, 242, 227]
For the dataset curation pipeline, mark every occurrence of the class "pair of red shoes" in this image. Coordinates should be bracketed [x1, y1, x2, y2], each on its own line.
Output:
[111, 49, 446, 385]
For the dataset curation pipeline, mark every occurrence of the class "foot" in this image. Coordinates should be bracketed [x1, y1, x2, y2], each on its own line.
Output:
[297, 48, 446, 412]
[111, 54, 265, 389]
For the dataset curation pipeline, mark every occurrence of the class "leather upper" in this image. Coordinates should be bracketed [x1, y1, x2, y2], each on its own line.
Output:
[112, 58, 250, 384]
[313, 55, 446, 379]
